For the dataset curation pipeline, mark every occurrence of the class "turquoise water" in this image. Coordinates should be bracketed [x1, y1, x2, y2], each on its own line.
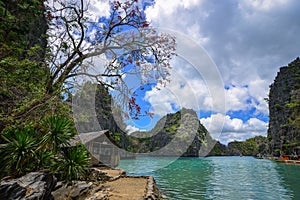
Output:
[119, 156, 300, 200]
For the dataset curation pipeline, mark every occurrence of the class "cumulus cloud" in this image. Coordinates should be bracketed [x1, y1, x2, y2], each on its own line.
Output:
[145, 0, 208, 45]
[145, 0, 204, 19]
[126, 125, 147, 134]
[248, 79, 269, 114]
[145, 0, 300, 84]
[201, 113, 268, 144]
[224, 85, 249, 111]
[201, 0, 300, 84]
[144, 65, 268, 118]
[88, 0, 111, 20]
[144, 58, 216, 116]
[240, 0, 291, 11]
[224, 82, 268, 114]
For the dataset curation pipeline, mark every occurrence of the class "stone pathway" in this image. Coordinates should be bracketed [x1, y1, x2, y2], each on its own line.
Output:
[95, 177, 148, 200]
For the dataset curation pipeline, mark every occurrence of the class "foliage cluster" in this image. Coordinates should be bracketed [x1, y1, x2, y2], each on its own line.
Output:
[0, 0, 70, 132]
[0, 116, 90, 181]
[228, 136, 268, 156]
[0, 0, 46, 59]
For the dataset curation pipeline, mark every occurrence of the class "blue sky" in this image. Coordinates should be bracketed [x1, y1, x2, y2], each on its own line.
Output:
[88, 0, 300, 144]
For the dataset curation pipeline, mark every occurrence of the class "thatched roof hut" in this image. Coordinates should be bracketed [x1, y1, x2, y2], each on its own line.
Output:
[69, 131, 108, 146]
[67, 130, 120, 168]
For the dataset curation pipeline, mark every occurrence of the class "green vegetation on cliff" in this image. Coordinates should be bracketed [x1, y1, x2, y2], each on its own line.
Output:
[0, 0, 56, 131]
[208, 136, 268, 157]
[227, 136, 268, 156]
[125, 108, 212, 156]
[267, 57, 300, 156]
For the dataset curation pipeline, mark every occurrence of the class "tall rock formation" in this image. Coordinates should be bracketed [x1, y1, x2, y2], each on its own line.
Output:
[267, 58, 300, 156]
[128, 108, 213, 156]
[73, 83, 131, 150]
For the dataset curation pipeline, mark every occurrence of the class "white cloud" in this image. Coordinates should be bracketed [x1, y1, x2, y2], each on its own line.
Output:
[144, 70, 269, 120]
[186, 24, 210, 45]
[88, 0, 111, 20]
[240, 0, 290, 11]
[126, 125, 147, 134]
[201, 113, 268, 145]
[144, 58, 215, 116]
[145, 0, 300, 83]
[223, 82, 268, 114]
[145, 0, 203, 20]
[145, 0, 208, 44]
[224, 85, 249, 111]
[248, 79, 269, 114]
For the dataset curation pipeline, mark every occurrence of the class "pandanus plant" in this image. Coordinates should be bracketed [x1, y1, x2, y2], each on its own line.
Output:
[0, 116, 90, 180]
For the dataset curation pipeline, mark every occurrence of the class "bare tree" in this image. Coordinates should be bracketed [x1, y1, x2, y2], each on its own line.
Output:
[45, 0, 176, 119]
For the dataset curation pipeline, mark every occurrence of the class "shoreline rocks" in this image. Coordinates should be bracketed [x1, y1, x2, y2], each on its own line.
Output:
[0, 172, 57, 200]
[0, 168, 163, 200]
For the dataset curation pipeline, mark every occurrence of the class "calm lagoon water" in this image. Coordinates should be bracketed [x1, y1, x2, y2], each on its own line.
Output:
[119, 156, 300, 200]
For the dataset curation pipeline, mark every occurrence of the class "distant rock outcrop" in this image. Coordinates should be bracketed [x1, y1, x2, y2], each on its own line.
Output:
[73, 83, 132, 151]
[207, 141, 228, 156]
[127, 108, 213, 156]
[208, 136, 268, 157]
[267, 58, 300, 156]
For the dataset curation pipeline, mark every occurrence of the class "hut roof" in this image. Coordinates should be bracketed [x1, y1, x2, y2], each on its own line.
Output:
[68, 130, 109, 146]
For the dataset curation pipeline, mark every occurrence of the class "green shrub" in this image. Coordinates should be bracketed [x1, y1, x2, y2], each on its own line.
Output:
[57, 144, 90, 182]
[40, 116, 76, 153]
[0, 126, 38, 177]
[0, 116, 91, 181]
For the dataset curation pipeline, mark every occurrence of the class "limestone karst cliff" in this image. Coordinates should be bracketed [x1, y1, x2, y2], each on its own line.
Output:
[128, 108, 213, 156]
[267, 58, 300, 156]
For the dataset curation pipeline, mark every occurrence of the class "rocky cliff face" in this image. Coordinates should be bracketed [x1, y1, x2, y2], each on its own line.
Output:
[207, 141, 228, 156]
[208, 136, 268, 157]
[0, 172, 57, 200]
[95, 85, 136, 155]
[128, 108, 213, 156]
[268, 58, 300, 156]
[73, 83, 132, 152]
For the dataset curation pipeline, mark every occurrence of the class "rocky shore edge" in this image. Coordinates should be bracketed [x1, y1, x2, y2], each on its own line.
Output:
[0, 168, 164, 200]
